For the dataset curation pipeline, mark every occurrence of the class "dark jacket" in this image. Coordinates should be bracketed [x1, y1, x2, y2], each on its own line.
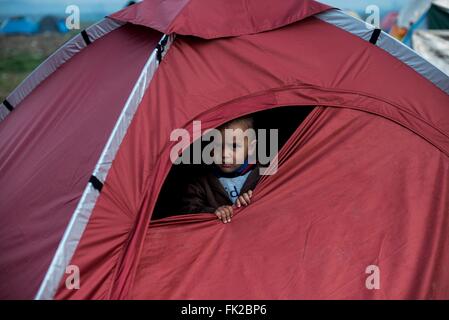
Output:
[181, 166, 262, 214]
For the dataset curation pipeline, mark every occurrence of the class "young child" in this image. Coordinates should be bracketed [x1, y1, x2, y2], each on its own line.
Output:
[181, 115, 261, 223]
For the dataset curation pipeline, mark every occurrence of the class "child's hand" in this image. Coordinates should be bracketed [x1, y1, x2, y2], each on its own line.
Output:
[215, 190, 254, 224]
[235, 190, 253, 208]
[215, 205, 233, 223]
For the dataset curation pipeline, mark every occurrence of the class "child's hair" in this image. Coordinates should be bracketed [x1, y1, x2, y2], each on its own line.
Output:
[219, 115, 256, 131]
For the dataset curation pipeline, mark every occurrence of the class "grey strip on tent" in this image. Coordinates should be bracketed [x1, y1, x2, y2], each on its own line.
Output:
[316, 9, 449, 96]
[0, 103, 10, 120]
[35, 34, 174, 300]
[412, 30, 449, 76]
[0, 18, 124, 123]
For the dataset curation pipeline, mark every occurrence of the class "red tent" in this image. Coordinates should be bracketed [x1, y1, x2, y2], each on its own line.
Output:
[1, 0, 449, 299]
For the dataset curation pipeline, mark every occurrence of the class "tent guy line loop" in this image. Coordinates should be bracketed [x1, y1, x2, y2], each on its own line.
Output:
[369, 28, 382, 45]
[157, 34, 170, 63]
[2, 99, 14, 112]
[88, 175, 103, 192]
[81, 30, 92, 46]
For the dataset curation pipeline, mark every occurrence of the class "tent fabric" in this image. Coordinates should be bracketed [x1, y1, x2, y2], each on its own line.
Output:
[54, 12, 449, 299]
[36, 33, 173, 300]
[0, 17, 39, 35]
[0, 18, 125, 122]
[0, 24, 161, 300]
[39, 16, 69, 34]
[428, 2, 449, 29]
[130, 106, 449, 299]
[1, 0, 449, 300]
[316, 10, 449, 95]
[109, 0, 331, 39]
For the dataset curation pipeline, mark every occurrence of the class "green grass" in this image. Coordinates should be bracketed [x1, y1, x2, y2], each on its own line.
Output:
[0, 53, 46, 101]
[0, 52, 45, 74]
[0, 30, 80, 101]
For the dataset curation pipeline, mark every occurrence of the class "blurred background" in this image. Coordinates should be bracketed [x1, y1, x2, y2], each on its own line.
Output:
[1, 0, 448, 101]
[0, 0, 136, 100]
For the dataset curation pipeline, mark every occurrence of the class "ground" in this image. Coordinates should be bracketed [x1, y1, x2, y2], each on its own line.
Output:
[0, 29, 85, 101]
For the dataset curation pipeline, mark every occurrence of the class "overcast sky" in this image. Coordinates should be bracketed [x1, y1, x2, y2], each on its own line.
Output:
[0, 0, 410, 18]
[322, 0, 411, 14]
[0, 0, 132, 17]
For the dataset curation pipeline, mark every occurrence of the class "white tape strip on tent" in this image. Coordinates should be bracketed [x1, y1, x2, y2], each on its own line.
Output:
[35, 31, 173, 300]
[0, 18, 125, 121]
[316, 9, 449, 96]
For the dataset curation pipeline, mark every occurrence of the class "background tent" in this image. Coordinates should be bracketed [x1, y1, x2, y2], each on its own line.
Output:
[428, 0, 449, 28]
[39, 16, 69, 34]
[413, 29, 449, 75]
[395, 0, 449, 75]
[1, 0, 449, 300]
[0, 16, 39, 35]
[391, 0, 449, 44]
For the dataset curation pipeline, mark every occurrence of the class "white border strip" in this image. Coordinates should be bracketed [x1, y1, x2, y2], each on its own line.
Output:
[35, 34, 173, 300]
[316, 9, 449, 96]
[0, 18, 124, 122]
[0, 103, 9, 120]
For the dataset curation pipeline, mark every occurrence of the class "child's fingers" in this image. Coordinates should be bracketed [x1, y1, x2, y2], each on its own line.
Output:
[236, 192, 254, 208]
[215, 206, 235, 223]
[216, 206, 232, 223]
[216, 208, 227, 222]
[225, 206, 232, 223]
[243, 193, 251, 205]
[235, 198, 241, 208]
[224, 211, 229, 223]
[239, 194, 250, 206]
[238, 195, 248, 206]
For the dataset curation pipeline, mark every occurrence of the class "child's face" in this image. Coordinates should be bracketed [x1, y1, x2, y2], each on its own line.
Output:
[214, 121, 256, 173]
